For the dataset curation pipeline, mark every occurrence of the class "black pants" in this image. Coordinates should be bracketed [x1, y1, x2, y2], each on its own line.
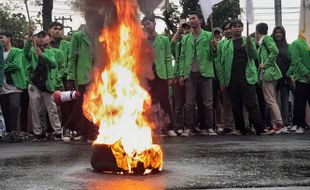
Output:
[0, 93, 21, 133]
[256, 85, 271, 128]
[293, 81, 310, 127]
[63, 85, 98, 140]
[20, 90, 29, 132]
[227, 79, 264, 133]
[148, 73, 173, 130]
[173, 81, 184, 130]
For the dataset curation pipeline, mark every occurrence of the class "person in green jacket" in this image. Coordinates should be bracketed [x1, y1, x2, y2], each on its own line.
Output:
[24, 29, 62, 141]
[178, 11, 217, 136]
[219, 20, 264, 135]
[49, 22, 71, 90]
[170, 19, 191, 136]
[255, 22, 284, 134]
[141, 15, 174, 135]
[0, 31, 26, 142]
[214, 21, 236, 134]
[289, 36, 310, 134]
[49, 21, 73, 141]
[64, 10, 104, 141]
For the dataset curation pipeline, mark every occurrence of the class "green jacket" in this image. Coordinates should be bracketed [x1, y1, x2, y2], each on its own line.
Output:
[171, 40, 182, 77]
[258, 35, 282, 81]
[153, 34, 173, 79]
[4, 48, 27, 89]
[219, 37, 259, 87]
[24, 40, 57, 92]
[67, 31, 93, 85]
[59, 40, 71, 78]
[179, 30, 215, 79]
[214, 38, 228, 80]
[0, 44, 5, 86]
[288, 38, 310, 83]
[51, 48, 65, 89]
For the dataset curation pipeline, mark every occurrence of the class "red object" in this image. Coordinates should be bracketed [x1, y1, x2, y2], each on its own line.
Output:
[53, 90, 80, 105]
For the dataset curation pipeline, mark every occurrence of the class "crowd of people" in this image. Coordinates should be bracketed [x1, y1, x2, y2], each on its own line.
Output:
[0, 10, 309, 143]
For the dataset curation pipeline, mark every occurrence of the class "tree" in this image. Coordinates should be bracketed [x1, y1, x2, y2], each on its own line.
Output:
[179, 0, 241, 30]
[0, 3, 28, 48]
[161, 0, 242, 35]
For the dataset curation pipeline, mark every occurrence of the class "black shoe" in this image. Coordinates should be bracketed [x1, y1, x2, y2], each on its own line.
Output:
[240, 127, 252, 135]
[32, 134, 46, 142]
[53, 134, 62, 141]
[5, 132, 22, 143]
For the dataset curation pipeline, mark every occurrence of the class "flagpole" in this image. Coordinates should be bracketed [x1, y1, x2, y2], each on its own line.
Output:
[247, 22, 249, 36]
[210, 13, 214, 37]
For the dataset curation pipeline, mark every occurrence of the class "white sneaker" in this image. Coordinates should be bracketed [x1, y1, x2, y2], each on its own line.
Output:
[208, 128, 217, 136]
[217, 127, 224, 133]
[295, 127, 305, 134]
[74, 135, 83, 141]
[277, 127, 290, 134]
[168, 130, 178, 137]
[62, 136, 71, 142]
[180, 129, 192, 137]
[177, 129, 184, 135]
[290, 125, 298, 131]
[200, 130, 208, 136]
[228, 129, 241, 135]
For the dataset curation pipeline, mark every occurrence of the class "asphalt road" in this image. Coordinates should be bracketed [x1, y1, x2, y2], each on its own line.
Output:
[1, 133, 310, 190]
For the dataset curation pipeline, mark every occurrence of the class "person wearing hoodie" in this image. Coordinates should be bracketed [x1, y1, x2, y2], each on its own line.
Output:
[271, 26, 292, 132]
[287, 33, 310, 134]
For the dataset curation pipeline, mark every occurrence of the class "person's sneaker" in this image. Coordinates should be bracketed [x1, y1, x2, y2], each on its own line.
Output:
[217, 127, 224, 134]
[32, 134, 46, 142]
[228, 129, 241, 135]
[74, 135, 84, 141]
[53, 134, 62, 141]
[286, 125, 292, 130]
[62, 128, 71, 142]
[180, 129, 192, 137]
[200, 130, 208, 136]
[295, 127, 305, 134]
[176, 129, 184, 135]
[276, 126, 290, 134]
[8, 132, 22, 143]
[0, 133, 4, 142]
[290, 125, 298, 131]
[168, 130, 178, 137]
[208, 128, 217, 136]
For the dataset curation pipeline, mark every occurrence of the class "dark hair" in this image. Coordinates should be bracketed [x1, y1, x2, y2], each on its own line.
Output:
[222, 20, 231, 30]
[188, 11, 203, 20]
[141, 15, 156, 24]
[256, 22, 268, 35]
[0, 31, 13, 39]
[49, 21, 63, 29]
[230, 20, 243, 28]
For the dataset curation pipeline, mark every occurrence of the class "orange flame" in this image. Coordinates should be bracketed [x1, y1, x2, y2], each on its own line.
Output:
[82, 0, 163, 174]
